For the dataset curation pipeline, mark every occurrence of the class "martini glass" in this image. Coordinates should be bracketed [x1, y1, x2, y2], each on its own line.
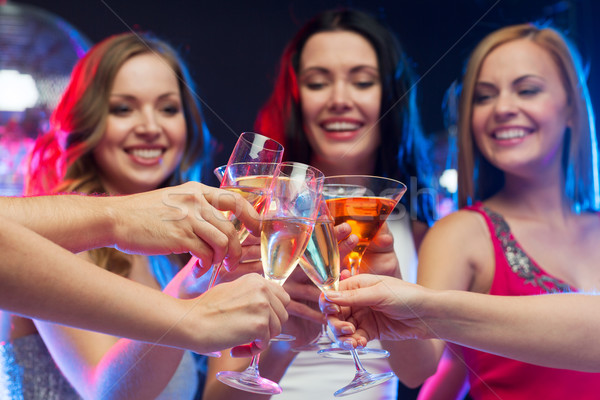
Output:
[215, 162, 323, 395]
[318, 175, 406, 360]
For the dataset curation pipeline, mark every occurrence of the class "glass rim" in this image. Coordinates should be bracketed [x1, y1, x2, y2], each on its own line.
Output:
[213, 162, 281, 182]
[217, 161, 280, 168]
[323, 174, 406, 189]
[237, 131, 284, 153]
[276, 161, 324, 178]
[213, 162, 280, 173]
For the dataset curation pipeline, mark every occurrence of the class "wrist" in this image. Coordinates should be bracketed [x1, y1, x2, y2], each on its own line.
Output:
[417, 287, 452, 339]
[163, 297, 209, 354]
[422, 288, 477, 341]
[101, 195, 125, 249]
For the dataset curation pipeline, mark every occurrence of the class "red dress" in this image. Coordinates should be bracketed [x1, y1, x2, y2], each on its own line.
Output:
[461, 203, 600, 400]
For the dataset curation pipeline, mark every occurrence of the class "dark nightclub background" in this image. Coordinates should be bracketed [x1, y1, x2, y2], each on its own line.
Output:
[0, 1, 597, 398]
[7, 0, 599, 179]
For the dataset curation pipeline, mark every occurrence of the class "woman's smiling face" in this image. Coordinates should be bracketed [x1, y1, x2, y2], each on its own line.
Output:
[298, 30, 382, 166]
[471, 38, 571, 178]
[93, 53, 187, 195]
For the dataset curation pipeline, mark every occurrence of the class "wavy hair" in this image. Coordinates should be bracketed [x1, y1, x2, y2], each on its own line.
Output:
[25, 32, 212, 276]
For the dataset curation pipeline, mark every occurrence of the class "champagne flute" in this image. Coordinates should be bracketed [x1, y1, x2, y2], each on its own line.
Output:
[227, 131, 283, 164]
[206, 162, 277, 288]
[215, 162, 323, 395]
[197, 162, 276, 359]
[318, 175, 406, 360]
[293, 200, 339, 352]
[297, 201, 396, 397]
[200, 132, 282, 358]
[206, 131, 283, 288]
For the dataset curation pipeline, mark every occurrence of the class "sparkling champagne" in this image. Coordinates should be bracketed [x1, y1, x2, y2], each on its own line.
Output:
[232, 175, 273, 189]
[221, 175, 271, 242]
[220, 186, 266, 242]
[261, 217, 313, 285]
[299, 220, 340, 291]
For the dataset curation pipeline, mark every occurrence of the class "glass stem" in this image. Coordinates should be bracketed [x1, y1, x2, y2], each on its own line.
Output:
[207, 262, 223, 289]
[245, 353, 261, 376]
[350, 348, 368, 373]
[349, 258, 360, 276]
[320, 323, 328, 338]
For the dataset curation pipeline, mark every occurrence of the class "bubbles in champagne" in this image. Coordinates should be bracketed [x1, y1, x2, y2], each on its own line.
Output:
[261, 217, 313, 285]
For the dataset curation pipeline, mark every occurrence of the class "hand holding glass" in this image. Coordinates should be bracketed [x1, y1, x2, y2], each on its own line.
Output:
[202, 132, 282, 358]
[215, 162, 323, 395]
[319, 175, 406, 360]
[207, 161, 278, 288]
[207, 132, 282, 283]
[294, 200, 339, 351]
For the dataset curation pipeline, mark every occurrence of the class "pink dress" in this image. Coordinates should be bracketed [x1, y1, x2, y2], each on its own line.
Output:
[461, 203, 600, 400]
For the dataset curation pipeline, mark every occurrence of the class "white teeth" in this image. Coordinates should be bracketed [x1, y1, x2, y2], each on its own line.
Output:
[130, 149, 162, 159]
[495, 129, 528, 140]
[323, 121, 360, 131]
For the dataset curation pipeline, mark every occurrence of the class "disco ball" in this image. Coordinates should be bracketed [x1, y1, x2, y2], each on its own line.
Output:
[0, 1, 91, 195]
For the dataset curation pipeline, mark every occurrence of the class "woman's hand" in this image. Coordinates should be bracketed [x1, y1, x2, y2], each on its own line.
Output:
[110, 181, 261, 270]
[230, 222, 357, 356]
[320, 273, 432, 347]
[189, 231, 263, 279]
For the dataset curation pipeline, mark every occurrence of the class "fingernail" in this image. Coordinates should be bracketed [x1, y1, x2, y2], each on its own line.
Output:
[192, 259, 202, 278]
[342, 340, 354, 349]
[324, 304, 340, 314]
[341, 325, 355, 335]
[324, 291, 340, 300]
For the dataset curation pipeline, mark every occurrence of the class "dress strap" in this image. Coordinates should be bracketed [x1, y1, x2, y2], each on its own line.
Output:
[464, 203, 574, 294]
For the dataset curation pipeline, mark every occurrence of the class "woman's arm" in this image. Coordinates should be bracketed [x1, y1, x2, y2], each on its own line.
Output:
[35, 259, 289, 400]
[203, 224, 357, 399]
[417, 345, 469, 400]
[426, 290, 600, 372]
[1, 182, 260, 268]
[1, 216, 189, 338]
[324, 273, 600, 373]
[1, 216, 289, 356]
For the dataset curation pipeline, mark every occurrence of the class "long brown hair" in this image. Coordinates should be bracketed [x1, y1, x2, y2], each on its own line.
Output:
[26, 32, 212, 276]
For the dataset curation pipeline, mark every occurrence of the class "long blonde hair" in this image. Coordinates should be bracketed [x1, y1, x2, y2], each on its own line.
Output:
[457, 23, 598, 211]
